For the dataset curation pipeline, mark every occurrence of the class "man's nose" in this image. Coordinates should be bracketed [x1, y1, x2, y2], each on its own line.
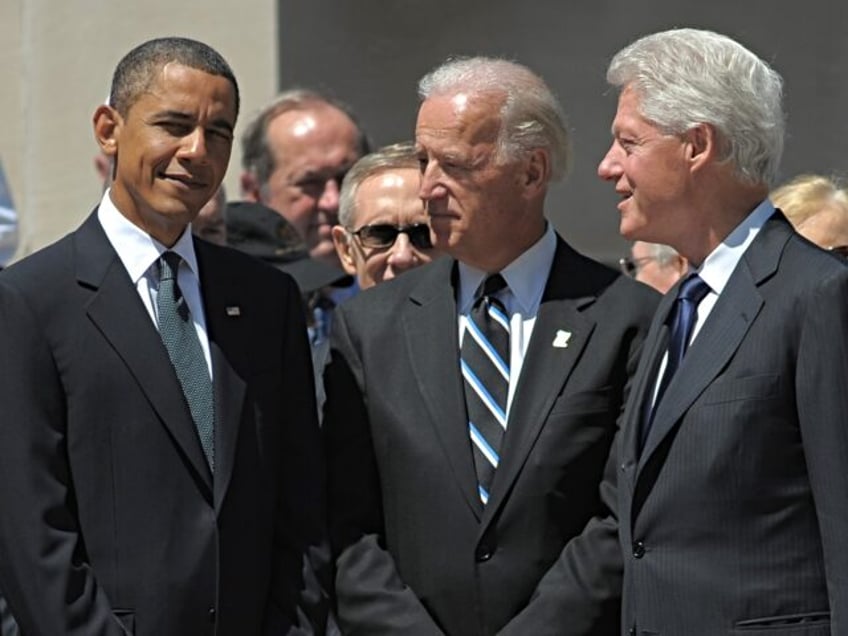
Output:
[318, 177, 341, 211]
[597, 143, 622, 181]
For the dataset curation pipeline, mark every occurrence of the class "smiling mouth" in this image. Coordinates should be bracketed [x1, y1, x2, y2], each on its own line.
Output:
[160, 173, 207, 189]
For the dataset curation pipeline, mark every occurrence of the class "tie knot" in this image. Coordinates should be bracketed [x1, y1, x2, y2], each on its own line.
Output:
[160, 251, 182, 282]
[677, 274, 710, 304]
[479, 273, 507, 299]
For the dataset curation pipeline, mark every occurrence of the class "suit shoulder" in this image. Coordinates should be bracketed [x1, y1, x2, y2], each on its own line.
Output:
[0, 233, 75, 291]
[555, 241, 661, 315]
[339, 258, 446, 314]
[196, 240, 299, 292]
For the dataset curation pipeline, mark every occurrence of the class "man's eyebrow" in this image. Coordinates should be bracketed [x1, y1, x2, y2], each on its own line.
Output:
[153, 109, 193, 121]
[152, 110, 233, 134]
[209, 117, 234, 134]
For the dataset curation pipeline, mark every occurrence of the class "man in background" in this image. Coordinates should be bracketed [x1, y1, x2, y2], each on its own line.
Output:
[332, 141, 438, 290]
[620, 240, 687, 293]
[240, 89, 369, 268]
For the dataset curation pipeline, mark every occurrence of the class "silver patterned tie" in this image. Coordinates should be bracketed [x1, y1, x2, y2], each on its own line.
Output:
[157, 251, 215, 470]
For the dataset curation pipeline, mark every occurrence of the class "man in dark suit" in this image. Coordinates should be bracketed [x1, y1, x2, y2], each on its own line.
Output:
[0, 37, 328, 635]
[323, 57, 659, 635]
[598, 28, 848, 635]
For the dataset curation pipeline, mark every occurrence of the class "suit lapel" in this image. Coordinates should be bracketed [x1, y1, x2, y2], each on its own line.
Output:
[196, 243, 248, 510]
[637, 214, 789, 467]
[481, 239, 599, 527]
[620, 297, 673, 475]
[403, 260, 483, 519]
[484, 268, 595, 525]
[77, 213, 213, 497]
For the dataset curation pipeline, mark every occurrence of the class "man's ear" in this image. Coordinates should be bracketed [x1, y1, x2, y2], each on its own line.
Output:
[522, 148, 550, 197]
[93, 104, 121, 158]
[685, 123, 717, 172]
[240, 172, 262, 202]
[331, 225, 358, 276]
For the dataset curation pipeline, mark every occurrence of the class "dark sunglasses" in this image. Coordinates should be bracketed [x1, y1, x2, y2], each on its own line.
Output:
[618, 256, 657, 277]
[349, 223, 433, 250]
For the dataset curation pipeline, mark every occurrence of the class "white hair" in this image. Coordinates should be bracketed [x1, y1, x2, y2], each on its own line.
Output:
[607, 28, 785, 186]
[338, 141, 419, 228]
[418, 56, 571, 182]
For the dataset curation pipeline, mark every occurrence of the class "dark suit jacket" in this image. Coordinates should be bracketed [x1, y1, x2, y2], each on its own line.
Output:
[618, 212, 848, 635]
[0, 212, 329, 635]
[323, 236, 660, 635]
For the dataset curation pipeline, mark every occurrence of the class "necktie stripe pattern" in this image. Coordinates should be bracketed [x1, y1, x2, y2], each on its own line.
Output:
[464, 312, 510, 381]
[640, 273, 710, 451]
[157, 251, 215, 470]
[461, 274, 510, 505]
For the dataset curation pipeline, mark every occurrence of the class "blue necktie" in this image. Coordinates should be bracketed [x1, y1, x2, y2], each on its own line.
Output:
[461, 274, 510, 506]
[641, 273, 710, 450]
[157, 251, 215, 470]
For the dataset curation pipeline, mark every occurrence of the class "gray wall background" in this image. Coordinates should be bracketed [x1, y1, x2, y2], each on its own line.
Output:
[278, 0, 848, 263]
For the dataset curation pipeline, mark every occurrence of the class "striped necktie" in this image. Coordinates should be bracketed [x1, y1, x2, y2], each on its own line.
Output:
[461, 274, 510, 506]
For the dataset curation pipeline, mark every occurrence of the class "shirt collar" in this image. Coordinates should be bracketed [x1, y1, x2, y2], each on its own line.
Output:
[695, 198, 774, 295]
[97, 188, 200, 283]
[457, 222, 556, 315]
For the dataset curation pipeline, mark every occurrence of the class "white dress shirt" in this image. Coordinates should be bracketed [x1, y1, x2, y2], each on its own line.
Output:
[97, 189, 213, 378]
[457, 223, 557, 415]
[649, 198, 775, 407]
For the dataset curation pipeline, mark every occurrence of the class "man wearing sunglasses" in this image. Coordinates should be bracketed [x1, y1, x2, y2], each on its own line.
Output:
[323, 57, 660, 635]
[332, 141, 439, 290]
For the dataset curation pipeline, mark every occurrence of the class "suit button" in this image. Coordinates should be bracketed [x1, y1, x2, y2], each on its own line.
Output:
[632, 541, 646, 559]
[628, 628, 637, 636]
[208, 607, 216, 623]
[475, 544, 494, 562]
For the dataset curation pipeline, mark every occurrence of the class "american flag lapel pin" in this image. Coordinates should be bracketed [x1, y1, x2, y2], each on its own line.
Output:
[226, 306, 241, 317]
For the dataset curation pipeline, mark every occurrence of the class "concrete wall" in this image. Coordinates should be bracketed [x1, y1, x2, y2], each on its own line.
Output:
[0, 0, 277, 260]
[4, 1, 846, 264]
[279, 0, 848, 264]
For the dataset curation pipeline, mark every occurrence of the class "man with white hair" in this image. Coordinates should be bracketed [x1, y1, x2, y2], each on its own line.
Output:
[323, 56, 659, 635]
[332, 141, 438, 290]
[619, 241, 687, 294]
[599, 28, 848, 634]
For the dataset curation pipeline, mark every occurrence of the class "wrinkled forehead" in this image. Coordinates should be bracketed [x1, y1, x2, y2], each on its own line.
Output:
[416, 91, 504, 148]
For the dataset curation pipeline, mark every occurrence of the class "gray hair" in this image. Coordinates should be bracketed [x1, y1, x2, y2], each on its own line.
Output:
[607, 28, 785, 186]
[240, 88, 370, 186]
[418, 56, 571, 182]
[338, 141, 420, 228]
[645, 241, 681, 266]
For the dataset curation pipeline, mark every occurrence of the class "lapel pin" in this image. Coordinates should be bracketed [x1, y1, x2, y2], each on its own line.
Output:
[552, 329, 572, 348]
[225, 306, 241, 317]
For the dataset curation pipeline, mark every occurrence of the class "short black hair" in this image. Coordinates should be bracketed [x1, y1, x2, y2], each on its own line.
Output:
[109, 36, 239, 118]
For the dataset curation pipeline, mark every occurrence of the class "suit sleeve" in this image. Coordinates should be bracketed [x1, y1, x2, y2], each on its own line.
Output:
[322, 305, 446, 636]
[498, 286, 657, 636]
[265, 276, 333, 635]
[0, 279, 128, 636]
[797, 269, 848, 634]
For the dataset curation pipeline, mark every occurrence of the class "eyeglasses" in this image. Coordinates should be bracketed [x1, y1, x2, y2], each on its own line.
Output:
[619, 256, 657, 277]
[349, 223, 433, 250]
